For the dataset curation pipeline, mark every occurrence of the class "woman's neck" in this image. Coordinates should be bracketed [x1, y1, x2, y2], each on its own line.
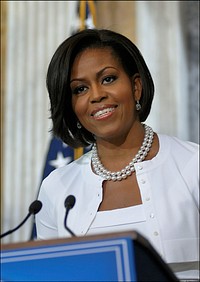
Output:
[95, 122, 145, 158]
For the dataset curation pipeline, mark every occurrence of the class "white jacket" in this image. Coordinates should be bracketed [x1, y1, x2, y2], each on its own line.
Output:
[36, 134, 199, 280]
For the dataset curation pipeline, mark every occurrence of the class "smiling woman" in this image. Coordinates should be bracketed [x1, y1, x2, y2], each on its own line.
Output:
[46, 29, 154, 148]
[36, 29, 199, 281]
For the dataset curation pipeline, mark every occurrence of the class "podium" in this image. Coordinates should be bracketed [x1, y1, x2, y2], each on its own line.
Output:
[1, 231, 179, 281]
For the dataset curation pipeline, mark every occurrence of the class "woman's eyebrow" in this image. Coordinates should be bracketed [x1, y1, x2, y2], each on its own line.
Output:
[70, 66, 117, 84]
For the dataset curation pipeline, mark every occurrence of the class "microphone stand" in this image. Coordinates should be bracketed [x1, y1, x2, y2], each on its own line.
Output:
[64, 209, 76, 237]
[0, 213, 31, 239]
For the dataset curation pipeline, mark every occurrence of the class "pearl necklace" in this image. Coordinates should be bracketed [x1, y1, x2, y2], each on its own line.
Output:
[91, 124, 154, 181]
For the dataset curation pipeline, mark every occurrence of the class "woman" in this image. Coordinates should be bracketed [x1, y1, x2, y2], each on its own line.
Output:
[36, 29, 199, 280]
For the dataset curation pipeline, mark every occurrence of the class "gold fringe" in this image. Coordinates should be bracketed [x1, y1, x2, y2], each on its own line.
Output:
[74, 147, 84, 160]
[79, 0, 86, 30]
[88, 0, 97, 27]
[79, 0, 96, 30]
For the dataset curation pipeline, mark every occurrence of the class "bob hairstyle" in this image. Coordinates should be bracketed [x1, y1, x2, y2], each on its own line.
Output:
[46, 29, 154, 148]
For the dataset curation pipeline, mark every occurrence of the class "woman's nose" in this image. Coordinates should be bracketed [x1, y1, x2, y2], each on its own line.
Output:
[90, 85, 107, 103]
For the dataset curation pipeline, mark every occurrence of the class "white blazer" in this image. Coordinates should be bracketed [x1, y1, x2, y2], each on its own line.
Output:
[36, 134, 199, 280]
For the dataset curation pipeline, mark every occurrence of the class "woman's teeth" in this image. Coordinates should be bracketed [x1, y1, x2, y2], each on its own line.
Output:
[93, 107, 115, 118]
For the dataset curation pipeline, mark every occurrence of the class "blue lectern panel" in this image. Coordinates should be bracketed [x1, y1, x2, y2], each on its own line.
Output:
[1, 237, 137, 281]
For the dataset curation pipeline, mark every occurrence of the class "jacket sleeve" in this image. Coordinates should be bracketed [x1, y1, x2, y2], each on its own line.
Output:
[35, 179, 58, 240]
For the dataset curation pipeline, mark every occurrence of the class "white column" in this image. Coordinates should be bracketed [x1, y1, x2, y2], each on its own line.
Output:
[135, 1, 189, 140]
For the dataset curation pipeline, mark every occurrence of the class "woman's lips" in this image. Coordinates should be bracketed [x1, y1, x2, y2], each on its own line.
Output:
[91, 105, 117, 120]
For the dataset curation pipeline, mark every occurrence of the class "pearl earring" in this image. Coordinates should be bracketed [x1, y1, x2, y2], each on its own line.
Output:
[136, 100, 141, 111]
[77, 121, 82, 129]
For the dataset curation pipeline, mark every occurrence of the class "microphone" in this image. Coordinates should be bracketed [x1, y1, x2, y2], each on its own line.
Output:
[64, 195, 76, 237]
[0, 200, 42, 239]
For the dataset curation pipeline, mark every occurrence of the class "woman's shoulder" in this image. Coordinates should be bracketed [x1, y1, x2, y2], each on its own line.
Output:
[158, 133, 199, 154]
[155, 134, 198, 170]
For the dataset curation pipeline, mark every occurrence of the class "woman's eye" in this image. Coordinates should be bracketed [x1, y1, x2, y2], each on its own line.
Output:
[102, 76, 116, 84]
[72, 86, 87, 95]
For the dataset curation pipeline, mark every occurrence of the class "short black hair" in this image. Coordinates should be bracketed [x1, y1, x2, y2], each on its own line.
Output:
[46, 29, 154, 148]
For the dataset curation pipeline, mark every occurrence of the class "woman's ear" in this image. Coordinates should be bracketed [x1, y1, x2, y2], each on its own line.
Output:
[132, 73, 142, 101]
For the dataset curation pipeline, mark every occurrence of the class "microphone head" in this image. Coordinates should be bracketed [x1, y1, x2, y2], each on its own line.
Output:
[64, 195, 76, 209]
[29, 200, 42, 215]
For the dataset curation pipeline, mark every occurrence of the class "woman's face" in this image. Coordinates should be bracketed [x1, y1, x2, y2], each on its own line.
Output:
[70, 47, 141, 142]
